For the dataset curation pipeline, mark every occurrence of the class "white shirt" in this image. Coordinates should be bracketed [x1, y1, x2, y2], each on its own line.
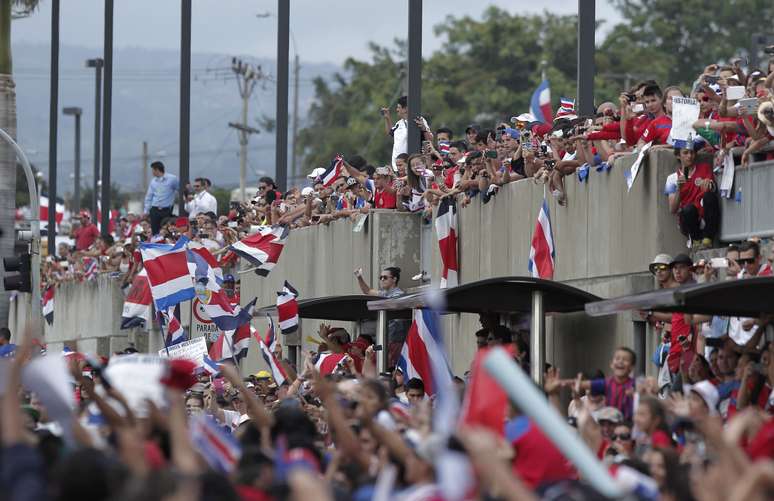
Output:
[391, 119, 408, 169]
[390, 116, 429, 169]
[185, 190, 218, 219]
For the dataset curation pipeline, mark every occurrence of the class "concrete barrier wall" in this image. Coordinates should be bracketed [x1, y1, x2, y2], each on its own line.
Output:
[431, 150, 686, 375]
[23, 151, 685, 379]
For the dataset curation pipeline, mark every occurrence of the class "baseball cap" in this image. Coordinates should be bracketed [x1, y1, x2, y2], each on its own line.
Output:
[688, 380, 719, 416]
[670, 253, 693, 267]
[375, 166, 393, 177]
[223, 274, 235, 283]
[254, 370, 272, 380]
[592, 406, 623, 424]
[511, 113, 536, 124]
[307, 167, 327, 180]
[301, 186, 314, 197]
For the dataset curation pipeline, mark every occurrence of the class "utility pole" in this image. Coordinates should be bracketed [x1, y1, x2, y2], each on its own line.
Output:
[63, 107, 82, 213]
[291, 54, 300, 187]
[141, 141, 148, 193]
[47, 0, 60, 255]
[577, 0, 596, 116]
[275, 0, 290, 192]
[179, 0, 192, 216]
[407, 0, 422, 155]
[100, 0, 114, 238]
[85, 58, 103, 219]
[229, 58, 262, 202]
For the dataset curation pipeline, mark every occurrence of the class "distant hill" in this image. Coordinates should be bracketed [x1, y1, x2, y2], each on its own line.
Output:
[12, 43, 338, 194]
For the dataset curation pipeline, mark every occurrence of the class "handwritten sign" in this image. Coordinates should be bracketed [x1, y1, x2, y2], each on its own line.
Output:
[104, 354, 166, 417]
[668, 97, 700, 145]
[159, 336, 208, 367]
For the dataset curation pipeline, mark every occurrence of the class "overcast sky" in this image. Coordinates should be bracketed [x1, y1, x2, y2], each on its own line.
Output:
[14, 0, 620, 64]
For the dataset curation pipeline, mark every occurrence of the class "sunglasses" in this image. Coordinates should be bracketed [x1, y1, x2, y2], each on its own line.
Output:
[737, 258, 755, 265]
[611, 433, 632, 441]
[649, 264, 669, 274]
[379, 275, 392, 280]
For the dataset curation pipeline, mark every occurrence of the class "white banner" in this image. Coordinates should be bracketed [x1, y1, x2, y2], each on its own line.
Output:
[104, 354, 166, 417]
[626, 142, 652, 192]
[159, 336, 208, 367]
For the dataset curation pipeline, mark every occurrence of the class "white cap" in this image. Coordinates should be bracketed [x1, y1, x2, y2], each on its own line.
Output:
[301, 186, 314, 196]
[689, 380, 719, 416]
[511, 113, 536, 123]
[307, 167, 326, 180]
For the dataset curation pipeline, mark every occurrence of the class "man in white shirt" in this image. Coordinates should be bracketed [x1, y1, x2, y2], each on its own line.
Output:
[382, 95, 430, 170]
[184, 177, 218, 219]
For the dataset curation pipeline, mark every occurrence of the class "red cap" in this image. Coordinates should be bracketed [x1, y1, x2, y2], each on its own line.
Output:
[160, 359, 198, 391]
[174, 217, 189, 229]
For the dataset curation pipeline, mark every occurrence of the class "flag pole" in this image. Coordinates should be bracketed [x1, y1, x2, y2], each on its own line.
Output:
[158, 309, 171, 357]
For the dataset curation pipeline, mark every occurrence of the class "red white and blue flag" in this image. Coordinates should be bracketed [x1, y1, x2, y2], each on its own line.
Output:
[259, 315, 288, 386]
[397, 308, 453, 397]
[315, 352, 347, 376]
[189, 414, 242, 473]
[42, 286, 54, 325]
[82, 257, 98, 281]
[435, 198, 458, 288]
[556, 97, 576, 119]
[161, 307, 186, 346]
[140, 237, 195, 311]
[202, 355, 220, 376]
[229, 225, 289, 277]
[207, 298, 257, 363]
[276, 281, 299, 334]
[528, 198, 555, 280]
[316, 155, 345, 187]
[529, 79, 552, 124]
[39, 196, 65, 229]
[121, 268, 153, 329]
[187, 241, 224, 286]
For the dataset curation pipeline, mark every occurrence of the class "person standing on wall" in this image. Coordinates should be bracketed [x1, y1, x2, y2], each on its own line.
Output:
[143, 161, 179, 236]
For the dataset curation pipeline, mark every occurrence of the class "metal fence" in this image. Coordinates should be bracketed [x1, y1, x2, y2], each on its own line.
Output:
[720, 160, 774, 242]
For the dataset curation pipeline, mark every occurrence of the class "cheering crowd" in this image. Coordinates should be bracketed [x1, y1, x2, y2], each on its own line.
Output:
[8, 41, 774, 501]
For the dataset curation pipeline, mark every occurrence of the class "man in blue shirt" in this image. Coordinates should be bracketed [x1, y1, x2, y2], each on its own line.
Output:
[143, 161, 179, 235]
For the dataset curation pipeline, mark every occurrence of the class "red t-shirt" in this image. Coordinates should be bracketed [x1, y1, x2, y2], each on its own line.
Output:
[74, 224, 100, 251]
[374, 188, 397, 209]
[667, 313, 693, 374]
[640, 115, 672, 144]
[506, 416, 577, 489]
[624, 114, 650, 145]
[444, 166, 459, 189]
[678, 162, 714, 217]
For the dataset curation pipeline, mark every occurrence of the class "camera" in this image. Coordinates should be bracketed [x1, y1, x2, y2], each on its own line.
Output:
[624, 93, 636, 103]
[704, 75, 720, 85]
[346, 177, 357, 187]
[544, 159, 556, 170]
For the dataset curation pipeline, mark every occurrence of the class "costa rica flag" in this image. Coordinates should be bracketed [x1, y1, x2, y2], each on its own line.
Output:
[276, 281, 299, 334]
[140, 237, 196, 311]
[529, 80, 553, 124]
[528, 198, 555, 280]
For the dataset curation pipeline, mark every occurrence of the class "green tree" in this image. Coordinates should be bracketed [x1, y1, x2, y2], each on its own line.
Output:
[78, 185, 129, 213]
[608, 0, 774, 87]
[298, 7, 580, 168]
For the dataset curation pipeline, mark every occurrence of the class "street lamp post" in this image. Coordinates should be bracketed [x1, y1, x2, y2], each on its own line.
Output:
[62, 107, 82, 213]
[85, 58, 103, 218]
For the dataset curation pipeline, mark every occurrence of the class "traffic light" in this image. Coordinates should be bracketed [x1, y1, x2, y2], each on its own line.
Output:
[3, 254, 31, 293]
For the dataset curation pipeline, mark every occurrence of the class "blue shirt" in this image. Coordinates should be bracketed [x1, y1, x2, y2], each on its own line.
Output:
[144, 173, 179, 212]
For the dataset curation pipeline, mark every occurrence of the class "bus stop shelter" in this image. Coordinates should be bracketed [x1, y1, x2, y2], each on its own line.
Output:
[585, 276, 774, 318]
[368, 276, 601, 384]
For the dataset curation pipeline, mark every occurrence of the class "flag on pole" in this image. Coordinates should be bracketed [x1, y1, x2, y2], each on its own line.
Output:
[39, 196, 65, 229]
[140, 237, 196, 311]
[189, 414, 242, 473]
[229, 225, 289, 276]
[202, 355, 220, 376]
[316, 155, 345, 187]
[259, 315, 288, 385]
[459, 346, 514, 436]
[397, 308, 453, 397]
[42, 286, 54, 325]
[529, 80, 553, 124]
[160, 307, 186, 346]
[528, 198, 555, 280]
[276, 281, 299, 334]
[435, 198, 458, 288]
[121, 268, 152, 329]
